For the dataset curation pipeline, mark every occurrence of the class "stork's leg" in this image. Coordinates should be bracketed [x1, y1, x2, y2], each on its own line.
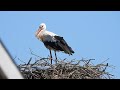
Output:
[54, 51, 57, 60]
[54, 51, 57, 64]
[49, 50, 52, 64]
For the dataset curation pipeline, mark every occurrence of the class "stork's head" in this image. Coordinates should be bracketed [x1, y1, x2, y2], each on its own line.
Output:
[39, 23, 46, 30]
[35, 23, 46, 38]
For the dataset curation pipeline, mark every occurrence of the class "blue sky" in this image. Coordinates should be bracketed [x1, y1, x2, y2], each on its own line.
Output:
[0, 11, 120, 78]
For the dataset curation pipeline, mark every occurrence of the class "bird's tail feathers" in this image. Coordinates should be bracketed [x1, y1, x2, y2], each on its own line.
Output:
[58, 43, 74, 55]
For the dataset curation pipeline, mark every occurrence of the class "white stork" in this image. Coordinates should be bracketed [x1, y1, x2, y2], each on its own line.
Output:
[35, 23, 74, 64]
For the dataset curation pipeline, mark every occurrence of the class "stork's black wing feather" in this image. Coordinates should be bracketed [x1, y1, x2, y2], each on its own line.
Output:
[54, 36, 74, 55]
[43, 41, 64, 51]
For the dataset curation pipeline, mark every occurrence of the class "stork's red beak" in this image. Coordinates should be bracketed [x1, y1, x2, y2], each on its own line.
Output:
[37, 29, 41, 33]
[35, 29, 41, 37]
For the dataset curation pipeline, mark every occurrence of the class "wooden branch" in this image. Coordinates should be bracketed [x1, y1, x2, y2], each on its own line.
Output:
[18, 55, 114, 79]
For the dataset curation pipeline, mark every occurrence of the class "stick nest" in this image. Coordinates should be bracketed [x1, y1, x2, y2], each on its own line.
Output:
[18, 57, 114, 79]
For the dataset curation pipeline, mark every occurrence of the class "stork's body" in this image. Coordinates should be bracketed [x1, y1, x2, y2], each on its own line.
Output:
[35, 23, 74, 64]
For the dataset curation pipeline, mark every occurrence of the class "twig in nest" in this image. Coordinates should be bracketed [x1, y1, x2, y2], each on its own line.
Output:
[18, 56, 114, 79]
[29, 48, 42, 58]
[18, 58, 26, 64]
[23, 57, 32, 72]
[100, 58, 109, 64]
[102, 63, 108, 72]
